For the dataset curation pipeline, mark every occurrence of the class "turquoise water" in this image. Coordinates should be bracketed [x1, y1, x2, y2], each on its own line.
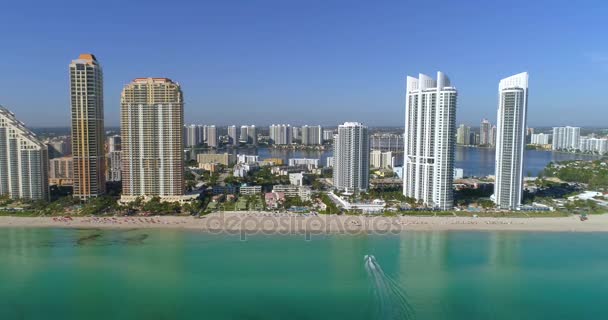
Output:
[1, 228, 607, 319]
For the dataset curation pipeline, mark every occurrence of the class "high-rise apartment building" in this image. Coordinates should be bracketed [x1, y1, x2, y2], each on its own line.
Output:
[240, 125, 257, 145]
[206, 125, 218, 148]
[107, 135, 121, 153]
[292, 126, 301, 140]
[552, 126, 580, 151]
[228, 125, 238, 146]
[494, 72, 529, 210]
[69, 53, 105, 200]
[106, 135, 122, 182]
[579, 137, 608, 154]
[184, 124, 200, 147]
[370, 150, 393, 169]
[456, 124, 470, 145]
[403, 72, 457, 210]
[480, 119, 491, 145]
[301, 125, 322, 145]
[490, 125, 497, 147]
[333, 122, 369, 193]
[323, 130, 334, 142]
[370, 133, 404, 152]
[120, 78, 185, 203]
[49, 156, 73, 186]
[531, 133, 551, 145]
[0, 106, 49, 200]
[269, 124, 292, 145]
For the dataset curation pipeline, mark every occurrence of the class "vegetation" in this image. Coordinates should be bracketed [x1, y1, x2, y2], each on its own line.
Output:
[543, 160, 608, 189]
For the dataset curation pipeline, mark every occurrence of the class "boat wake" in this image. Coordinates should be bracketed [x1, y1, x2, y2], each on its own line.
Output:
[364, 255, 415, 320]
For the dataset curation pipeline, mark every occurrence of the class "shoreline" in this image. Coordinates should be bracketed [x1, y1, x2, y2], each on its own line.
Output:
[1, 212, 608, 233]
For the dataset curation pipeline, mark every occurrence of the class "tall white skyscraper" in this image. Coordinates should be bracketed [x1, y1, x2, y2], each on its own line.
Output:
[69, 53, 105, 200]
[120, 78, 184, 202]
[206, 125, 218, 148]
[0, 106, 49, 200]
[301, 125, 322, 145]
[333, 122, 369, 193]
[184, 124, 200, 147]
[240, 125, 257, 145]
[269, 124, 292, 145]
[493, 72, 529, 210]
[480, 119, 491, 145]
[403, 72, 457, 210]
[228, 125, 238, 145]
[456, 124, 470, 145]
[552, 126, 580, 150]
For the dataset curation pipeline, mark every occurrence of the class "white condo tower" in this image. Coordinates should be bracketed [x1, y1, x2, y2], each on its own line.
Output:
[493, 72, 529, 210]
[403, 72, 457, 210]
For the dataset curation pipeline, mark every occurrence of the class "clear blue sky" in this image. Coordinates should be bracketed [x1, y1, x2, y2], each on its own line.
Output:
[0, 0, 607, 128]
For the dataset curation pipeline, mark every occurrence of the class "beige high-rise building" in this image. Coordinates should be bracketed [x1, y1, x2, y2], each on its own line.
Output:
[69, 53, 105, 200]
[120, 78, 186, 203]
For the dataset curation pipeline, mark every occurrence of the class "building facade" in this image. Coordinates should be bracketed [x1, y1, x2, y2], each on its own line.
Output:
[301, 125, 322, 145]
[530, 133, 551, 145]
[120, 78, 185, 203]
[228, 125, 238, 145]
[49, 156, 73, 186]
[552, 126, 580, 151]
[403, 72, 457, 210]
[370, 133, 404, 152]
[494, 72, 529, 210]
[269, 124, 292, 145]
[69, 53, 106, 200]
[480, 119, 491, 146]
[333, 122, 369, 193]
[0, 106, 49, 200]
[206, 125, 218, 148]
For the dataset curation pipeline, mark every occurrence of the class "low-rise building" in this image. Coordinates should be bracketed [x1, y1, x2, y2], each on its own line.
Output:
[289, 172, 305, 186]
[237, 154, 259, 164]
[262, 158, 284, 166]
[265, 191, 285, 209]
[288, 158, 319, 170]
[234, 163, 259, 178]
[197, 153, 235, 166]
[199, 163, 220, 172]
[240, 185, 262, 195]
[272, 185, 312, 201]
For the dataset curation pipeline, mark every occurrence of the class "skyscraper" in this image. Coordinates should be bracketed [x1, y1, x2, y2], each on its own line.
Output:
[480, 119, 491, 145]
[494, 72, 529, 210]
[0, 106, 49, 200]
[269, 124, 292, 145]
[240, 125, 257, 145]
[228, 125, 238, 146]
[184, 124, 200, 147]
[69, 53, 105, 200]
[301, 125, 322, 145]
[206, 125, 218, 148]
[107, 135, 121, 153]
[120, 78, 185, 202]
[333, 122, 369, 193]
[106, 135, 122, 182]
[490, 125, 497, 147]
[403, 72, 457, 210]
[456, 124, 470, 145]
[552, 126, 580, 150]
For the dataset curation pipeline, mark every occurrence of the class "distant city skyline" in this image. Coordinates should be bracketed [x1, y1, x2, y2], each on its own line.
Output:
[1, 1, 607, 127]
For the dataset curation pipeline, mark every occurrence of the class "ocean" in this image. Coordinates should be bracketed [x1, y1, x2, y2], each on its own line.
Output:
[1, 228, 607, 319]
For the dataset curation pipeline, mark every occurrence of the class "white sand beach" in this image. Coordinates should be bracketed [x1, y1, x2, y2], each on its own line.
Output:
[1, 212, 608, 233]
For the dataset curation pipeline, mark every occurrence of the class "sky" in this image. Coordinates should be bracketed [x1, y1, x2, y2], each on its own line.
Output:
[0, 0, 607, 128]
